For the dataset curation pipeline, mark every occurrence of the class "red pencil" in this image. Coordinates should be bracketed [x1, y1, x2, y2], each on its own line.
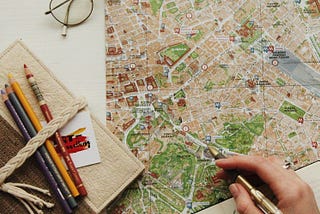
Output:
[24, 64, 87, 196]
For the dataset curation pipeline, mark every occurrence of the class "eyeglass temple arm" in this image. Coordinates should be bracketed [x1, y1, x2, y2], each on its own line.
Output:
[61, 0, 73, 36]
[45, 0, 72, 15]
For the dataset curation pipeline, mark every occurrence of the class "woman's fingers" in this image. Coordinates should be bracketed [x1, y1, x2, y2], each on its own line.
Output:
[229, 183, 262, 214]
[215, 155, 298, 193]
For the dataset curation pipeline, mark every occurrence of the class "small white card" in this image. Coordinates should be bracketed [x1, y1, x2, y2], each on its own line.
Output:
[56, 110, 101, 168]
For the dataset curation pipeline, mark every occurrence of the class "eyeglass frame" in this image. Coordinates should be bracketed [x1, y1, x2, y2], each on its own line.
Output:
[45, 0, 94, 35]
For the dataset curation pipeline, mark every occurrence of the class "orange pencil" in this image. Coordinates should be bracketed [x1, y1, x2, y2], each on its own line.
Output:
[24, 64, 87, 196]
[8, 72, 80, 197]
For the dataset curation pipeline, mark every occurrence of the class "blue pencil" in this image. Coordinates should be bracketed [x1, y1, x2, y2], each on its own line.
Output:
[1, 89, 73, 214]
[4, 84, 77, 209]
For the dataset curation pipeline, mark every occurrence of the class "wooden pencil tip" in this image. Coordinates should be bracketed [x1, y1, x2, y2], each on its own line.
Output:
[0, 89, 7, 101]
[24, 65, 32, 76]
[1, 89, 8, 101]
[4, 84, 12, 94]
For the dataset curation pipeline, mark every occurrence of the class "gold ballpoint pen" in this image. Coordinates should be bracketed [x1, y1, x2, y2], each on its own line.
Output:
[208, 146, 283, 214]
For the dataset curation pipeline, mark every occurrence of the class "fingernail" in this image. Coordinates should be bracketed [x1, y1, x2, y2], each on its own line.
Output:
[229, 184, 239, 197]
[215, 159, 227, 165]
[215, 159, 222, 163]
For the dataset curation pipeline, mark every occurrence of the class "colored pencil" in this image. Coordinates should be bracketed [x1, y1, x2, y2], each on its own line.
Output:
[8, 73, 80, 198]
[5, 84, 78, 209]
[1, 89, 72, 214]
[24, 64, 87, 196]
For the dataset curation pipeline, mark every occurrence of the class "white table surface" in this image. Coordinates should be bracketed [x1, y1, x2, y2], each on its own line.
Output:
[0, 0, 106, 124]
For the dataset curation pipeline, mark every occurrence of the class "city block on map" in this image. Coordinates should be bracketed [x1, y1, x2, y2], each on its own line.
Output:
[105, 0, 320, 213]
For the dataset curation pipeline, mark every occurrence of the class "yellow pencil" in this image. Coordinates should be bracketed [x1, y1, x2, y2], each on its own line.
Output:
[8, 73, 80, 197]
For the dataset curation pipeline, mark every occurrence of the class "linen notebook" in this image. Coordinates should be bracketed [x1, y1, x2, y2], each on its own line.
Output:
[0, 41, 144, 213]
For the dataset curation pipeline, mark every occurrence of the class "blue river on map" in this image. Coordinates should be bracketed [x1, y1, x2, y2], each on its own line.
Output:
[274, 51, 320, 97]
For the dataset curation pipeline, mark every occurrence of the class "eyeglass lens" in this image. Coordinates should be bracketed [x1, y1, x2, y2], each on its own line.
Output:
[49, 0, 93, 26]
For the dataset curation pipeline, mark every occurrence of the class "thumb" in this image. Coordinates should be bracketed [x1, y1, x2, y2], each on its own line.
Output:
[229, 183, 262, 214]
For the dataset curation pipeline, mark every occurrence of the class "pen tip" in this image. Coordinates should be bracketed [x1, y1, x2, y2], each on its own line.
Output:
[24, 64, 28, 69]
[208, 146, 220, 157]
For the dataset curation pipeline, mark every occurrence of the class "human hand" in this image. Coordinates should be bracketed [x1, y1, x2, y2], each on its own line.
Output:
[215, 156, 320, 214]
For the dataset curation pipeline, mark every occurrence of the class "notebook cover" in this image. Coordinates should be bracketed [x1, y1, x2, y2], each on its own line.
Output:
[0, 40, 145, 213]
[0, 114, 95, 213]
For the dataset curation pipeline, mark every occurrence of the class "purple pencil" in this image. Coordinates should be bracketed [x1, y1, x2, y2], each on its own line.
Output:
[1, 89, 72, 214]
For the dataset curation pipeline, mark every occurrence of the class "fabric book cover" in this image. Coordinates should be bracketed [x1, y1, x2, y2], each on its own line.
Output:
[0, 41, 144, 213]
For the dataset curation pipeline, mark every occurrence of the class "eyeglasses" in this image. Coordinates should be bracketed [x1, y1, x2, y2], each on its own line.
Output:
[45, 0, 94, 37]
